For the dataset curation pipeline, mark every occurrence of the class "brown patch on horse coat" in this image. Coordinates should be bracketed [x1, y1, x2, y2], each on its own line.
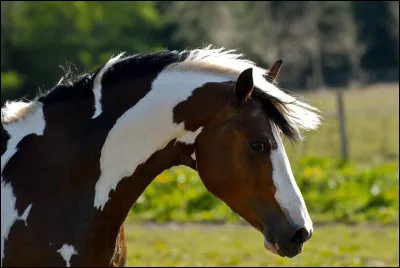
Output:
[173, 81, 236, 131]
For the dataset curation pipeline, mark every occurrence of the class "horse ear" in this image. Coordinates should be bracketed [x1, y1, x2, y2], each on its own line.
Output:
[235, 68, 254, 105]
[264, 59, 283, 82]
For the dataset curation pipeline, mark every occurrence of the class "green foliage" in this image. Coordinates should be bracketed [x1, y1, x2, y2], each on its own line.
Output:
[1, 1, 399, 104]
[1, 1, 165, 102]
[1, 71, 24, 92]
[1, 71, 25, 102]
[293, 157, 399, 224]
[129, 157, 399, 225]
[131, 167, 238, 223]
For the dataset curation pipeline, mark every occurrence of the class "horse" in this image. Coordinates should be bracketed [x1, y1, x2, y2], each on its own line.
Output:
[1, 46, 321, 267]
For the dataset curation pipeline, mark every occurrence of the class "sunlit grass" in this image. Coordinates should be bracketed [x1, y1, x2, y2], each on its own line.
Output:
[124, 223, 399, 267]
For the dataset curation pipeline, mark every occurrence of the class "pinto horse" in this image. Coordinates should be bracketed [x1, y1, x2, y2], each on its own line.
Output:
[1, 47, 321, 267]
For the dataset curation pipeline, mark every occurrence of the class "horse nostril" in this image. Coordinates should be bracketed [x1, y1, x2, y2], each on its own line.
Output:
[290, 227, 311, 245]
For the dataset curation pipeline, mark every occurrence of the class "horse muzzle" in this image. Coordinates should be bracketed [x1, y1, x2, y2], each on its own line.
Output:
[263, 226, 312, 258]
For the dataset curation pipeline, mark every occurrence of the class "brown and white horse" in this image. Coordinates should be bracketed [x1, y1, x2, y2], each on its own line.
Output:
[1, 47, 321, 267]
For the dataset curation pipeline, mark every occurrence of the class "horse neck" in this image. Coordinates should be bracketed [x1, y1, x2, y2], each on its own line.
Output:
[93, 70, 233, 222]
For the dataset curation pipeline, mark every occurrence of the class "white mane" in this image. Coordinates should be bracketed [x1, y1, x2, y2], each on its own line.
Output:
[169, 46, 322, 138]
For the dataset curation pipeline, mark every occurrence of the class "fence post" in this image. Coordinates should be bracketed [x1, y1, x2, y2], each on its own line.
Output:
[337, 90, 348, 161]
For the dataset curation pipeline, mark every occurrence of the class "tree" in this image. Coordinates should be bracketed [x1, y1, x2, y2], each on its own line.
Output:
[1, 1, 164, 102]
[387, 1, 399, 59]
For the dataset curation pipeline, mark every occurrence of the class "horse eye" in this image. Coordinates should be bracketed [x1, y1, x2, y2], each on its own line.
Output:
[250, 141, 265, 152]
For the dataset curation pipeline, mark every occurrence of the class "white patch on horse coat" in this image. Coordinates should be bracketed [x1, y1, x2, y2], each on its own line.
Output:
[1, 101, 33, 124]
[91, 53, 125, 119]
[269, 121, 313, 234]
[1, 102, 46, 172]
[1, 182, 18, 266]
[1, 101, 45, 266]
[94, 71, 232, 210]
[177, 127, 202, 168]
[19, 203, 32, 226]
[177, 127, 203, 145]
[57, 244, 77, 267]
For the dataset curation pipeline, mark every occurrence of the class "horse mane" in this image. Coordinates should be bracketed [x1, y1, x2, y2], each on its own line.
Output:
[1, 46, 321, 140]
[1, 62, 98, 125]
[168, 45, 321, 141]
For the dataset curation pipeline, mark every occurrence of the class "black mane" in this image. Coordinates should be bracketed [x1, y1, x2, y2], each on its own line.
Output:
[253, 88, 300, 142]
[36, 50, 189, 105]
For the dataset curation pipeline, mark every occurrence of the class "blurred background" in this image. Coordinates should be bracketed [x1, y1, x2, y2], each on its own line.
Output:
[1, 1, 399, 266]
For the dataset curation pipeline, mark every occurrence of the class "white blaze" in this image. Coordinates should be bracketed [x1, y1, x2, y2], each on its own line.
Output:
[269, 121, 313, 233]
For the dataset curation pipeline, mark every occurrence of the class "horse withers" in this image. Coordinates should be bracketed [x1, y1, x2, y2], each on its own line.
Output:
[1, 47, 321, 266]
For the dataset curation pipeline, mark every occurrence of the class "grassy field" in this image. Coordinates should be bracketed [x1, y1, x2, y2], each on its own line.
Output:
[283, 83, 399, 166]
[124, 222, 399, 267]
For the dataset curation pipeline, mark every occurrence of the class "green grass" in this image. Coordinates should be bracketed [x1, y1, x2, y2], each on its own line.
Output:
[124, 223, 399, 267]
[283, 83, 399, 166]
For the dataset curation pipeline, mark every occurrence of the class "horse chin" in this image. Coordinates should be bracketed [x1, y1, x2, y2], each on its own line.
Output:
[263, 238, 288, 257]
[264, 237, 304, 258]
[263, 239, 279, 255]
